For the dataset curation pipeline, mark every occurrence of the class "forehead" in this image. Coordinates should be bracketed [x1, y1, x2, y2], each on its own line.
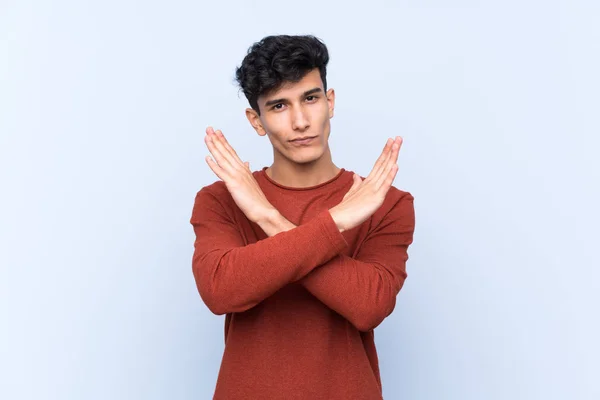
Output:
[262, 68, 323, 101]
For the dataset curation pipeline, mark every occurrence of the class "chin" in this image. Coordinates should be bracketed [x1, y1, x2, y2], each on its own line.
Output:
[291, 149, 325, 164]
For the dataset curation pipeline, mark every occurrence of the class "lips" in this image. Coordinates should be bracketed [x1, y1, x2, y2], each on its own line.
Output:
[290, 136, 317, 142]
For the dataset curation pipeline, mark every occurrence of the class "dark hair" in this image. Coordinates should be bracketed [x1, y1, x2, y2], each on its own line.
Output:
[235, 34, 330, 114]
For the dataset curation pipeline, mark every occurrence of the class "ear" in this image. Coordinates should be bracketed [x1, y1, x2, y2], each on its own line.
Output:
[326, 88, 335, 119]
[245, 108, 267, 136]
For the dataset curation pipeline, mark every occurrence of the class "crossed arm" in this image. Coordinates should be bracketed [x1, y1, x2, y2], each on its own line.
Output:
[260, 194, 415, 332]
[190, 188, 415, 332]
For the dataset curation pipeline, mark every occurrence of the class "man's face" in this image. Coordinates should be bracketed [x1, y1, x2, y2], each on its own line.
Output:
[246, 68, 335, 166]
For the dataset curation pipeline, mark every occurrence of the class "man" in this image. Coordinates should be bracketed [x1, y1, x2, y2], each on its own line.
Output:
[190, 34, 415, 399]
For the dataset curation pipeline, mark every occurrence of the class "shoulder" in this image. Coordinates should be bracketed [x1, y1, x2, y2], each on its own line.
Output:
[387, 186, 414, 208]
[191, 168, 266, 222]
[191, 179, 236, 219]
[196, 179, 229, 201]
[197, 168, 263, 201]
[371, 185, 415, 231]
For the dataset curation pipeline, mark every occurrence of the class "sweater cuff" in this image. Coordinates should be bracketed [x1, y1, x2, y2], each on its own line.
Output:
[316, 209, 349, 254]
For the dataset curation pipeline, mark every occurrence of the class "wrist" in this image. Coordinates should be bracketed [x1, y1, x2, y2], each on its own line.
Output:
[255, 207, 279, 224]
[328, 207, 346, 233]
[256, 208, 296, 237]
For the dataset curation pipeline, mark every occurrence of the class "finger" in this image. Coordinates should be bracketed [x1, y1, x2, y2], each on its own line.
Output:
[366, 138, 393, 181]
[369, 138, 394, 178]
[210, 131, 244, 170]
[214, 130, 245, 167]
[394, 136, 403, 152]
[206, 126, 224, 149]
[205, 155, 226, 181]
[343, 174, 362, 200]
[375, 140, 401, 189]
[387, 137, 402, 167]
[369, 139, 394, 184]
[376, 136, 402, 180]
[391, 137, 403, 169]
[350, 173, 362, 191]
[205, 135, 234, 173]
[381, 164, 399, 190]
[377, 140, 399, 188]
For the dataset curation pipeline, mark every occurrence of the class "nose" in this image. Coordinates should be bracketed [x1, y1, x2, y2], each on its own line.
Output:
[291, 106, 310, 131]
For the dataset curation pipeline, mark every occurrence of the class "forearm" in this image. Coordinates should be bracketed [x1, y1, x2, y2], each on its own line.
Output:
[261, 214, 395, 331]
[267, 195, 414, 332]
[192, 198, 348, 315]
[300, 255, 406, 332]
[262, 210, 343, 237]
[256, 209, 297, 236]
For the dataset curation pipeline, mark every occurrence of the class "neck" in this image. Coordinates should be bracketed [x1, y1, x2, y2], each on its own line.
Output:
[266, 148, 340, 188]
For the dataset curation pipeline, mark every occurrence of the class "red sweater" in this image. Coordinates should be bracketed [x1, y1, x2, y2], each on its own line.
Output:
[190, 166, 416, 399]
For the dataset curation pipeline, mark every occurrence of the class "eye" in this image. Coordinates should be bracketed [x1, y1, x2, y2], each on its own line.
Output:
[272, 103, 284, 110]
[306, 95, 318, 102]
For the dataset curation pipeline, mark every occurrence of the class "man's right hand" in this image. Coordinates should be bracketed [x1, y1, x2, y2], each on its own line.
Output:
[204, 126, 279, 225]
[329, 136, 403, 232]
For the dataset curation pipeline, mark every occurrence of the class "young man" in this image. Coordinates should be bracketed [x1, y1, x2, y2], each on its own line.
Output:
[190, 35, 415, 399]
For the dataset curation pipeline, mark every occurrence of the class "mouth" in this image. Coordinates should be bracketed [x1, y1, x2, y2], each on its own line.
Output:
[290, 136, 317, 145]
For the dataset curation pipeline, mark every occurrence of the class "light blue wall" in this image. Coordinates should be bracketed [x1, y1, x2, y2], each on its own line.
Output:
[1, 1, 598, 399]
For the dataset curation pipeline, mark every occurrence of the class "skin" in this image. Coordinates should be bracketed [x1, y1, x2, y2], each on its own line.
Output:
[245, 68, 339, 188]
[203, 68, 403, 235]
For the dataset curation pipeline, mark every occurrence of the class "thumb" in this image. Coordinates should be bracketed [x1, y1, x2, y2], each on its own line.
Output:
[350, 173, 362, 189]
[343, 173, 362, 200]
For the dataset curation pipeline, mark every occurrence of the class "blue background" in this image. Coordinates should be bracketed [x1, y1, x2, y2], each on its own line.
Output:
[1, 1, 598, 399]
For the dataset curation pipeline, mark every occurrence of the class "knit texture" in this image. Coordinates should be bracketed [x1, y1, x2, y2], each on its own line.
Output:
[190, 166, 416, 400]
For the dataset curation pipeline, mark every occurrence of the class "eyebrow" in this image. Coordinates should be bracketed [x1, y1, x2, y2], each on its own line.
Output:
[264, 87, 323, 107]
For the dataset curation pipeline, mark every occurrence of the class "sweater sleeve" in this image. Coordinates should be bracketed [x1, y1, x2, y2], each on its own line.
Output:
[189, 187, 349, 315]
[298, 192, 415, 332]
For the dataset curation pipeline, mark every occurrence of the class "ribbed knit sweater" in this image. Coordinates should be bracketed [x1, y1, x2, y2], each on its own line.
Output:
[189, 166, 416, 399]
